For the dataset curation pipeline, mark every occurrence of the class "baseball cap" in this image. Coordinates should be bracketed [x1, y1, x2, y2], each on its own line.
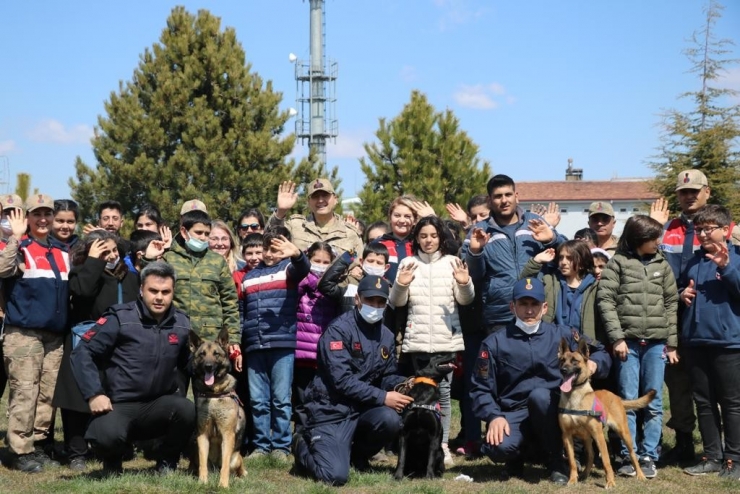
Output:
[25, 193, 54, 212]
[357, 275, 390, 300]
[307, 178, 335, 197]
[675, 169, 708, 191]
[512, 278, 546, 303]
[180, 199, 208, 215]
[0, 194, 24, 211]
[588, 201, 615, 218]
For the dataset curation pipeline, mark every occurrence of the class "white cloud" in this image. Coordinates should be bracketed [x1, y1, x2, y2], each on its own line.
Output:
[27, 119, 94, 145]
[400, 65, 418, 83]
[453, 83, 514, 110]
[432, 0, 488, 31]
[0, 140, 16, 154]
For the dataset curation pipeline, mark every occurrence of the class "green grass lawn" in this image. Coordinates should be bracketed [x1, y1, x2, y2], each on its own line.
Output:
[0, 390, 736, 492]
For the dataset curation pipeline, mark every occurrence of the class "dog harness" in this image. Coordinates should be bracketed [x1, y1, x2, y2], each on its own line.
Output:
[558, 397, 607, 425]
[407, 402, 443, 422]
[195, 390, 244, 408]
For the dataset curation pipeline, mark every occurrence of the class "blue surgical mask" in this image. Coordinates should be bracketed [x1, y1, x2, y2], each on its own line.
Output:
[358, 304, 384, 324]
[185, 235, 209, 253]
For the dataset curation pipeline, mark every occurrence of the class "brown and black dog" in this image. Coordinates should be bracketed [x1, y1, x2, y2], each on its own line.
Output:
[557, 337, 655, 489]
[190, 328, 246, 488]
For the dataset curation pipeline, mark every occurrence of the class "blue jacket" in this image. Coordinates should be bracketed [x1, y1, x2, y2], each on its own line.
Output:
[240, 253, 310, 353]
[470, 321, 611, 423]
[301, 309, 406, 427]
[463, 208, 566, 327]
[70, 300, 191, 403]
[1, 236, 70, 332]
[680, 244, 740, 349]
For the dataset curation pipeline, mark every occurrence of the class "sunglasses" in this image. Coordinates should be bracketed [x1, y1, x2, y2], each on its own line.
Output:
[238, 223, 261, 231]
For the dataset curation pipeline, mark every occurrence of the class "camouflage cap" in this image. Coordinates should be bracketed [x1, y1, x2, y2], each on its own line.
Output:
[675, 169, 708, 191]
[307, 178, 335, 197]
[26, 193, 54, 212]
[0, 193, 24, 211]
[180, 199, 208, 215]
[588, 201, 615, 218]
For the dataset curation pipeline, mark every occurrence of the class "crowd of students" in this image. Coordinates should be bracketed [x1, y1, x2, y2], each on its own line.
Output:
[0, 168, 738, 484]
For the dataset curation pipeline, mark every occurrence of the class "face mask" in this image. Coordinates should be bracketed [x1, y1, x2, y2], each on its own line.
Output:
[310, 263, 328, 275]
[185, 235, 209, 252]
[0, 218, 11, 237]
[105, 257, 120, 270]
[358, 303, 384, 324]
[363, 263, 386, 277]
[515, 317, 540, 335]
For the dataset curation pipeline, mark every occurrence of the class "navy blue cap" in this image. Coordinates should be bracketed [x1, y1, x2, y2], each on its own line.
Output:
[512, 277, 546, 302]
[357, 275, 389, 299]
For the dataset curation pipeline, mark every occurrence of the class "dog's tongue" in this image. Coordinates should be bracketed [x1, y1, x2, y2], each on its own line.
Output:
[204, 371, 215, 386]
[560, 375, 574, 393]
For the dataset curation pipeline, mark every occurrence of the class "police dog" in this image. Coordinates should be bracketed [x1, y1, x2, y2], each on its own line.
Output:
[394, 355, 456, 480]
[557, 337, 656, 488]
[190, 328, 246, 488]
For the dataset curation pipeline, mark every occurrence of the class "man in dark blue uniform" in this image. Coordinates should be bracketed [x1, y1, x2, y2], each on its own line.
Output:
[71, 261, 195, 475]
[293, 275, 412, 485]
[471, 277, 611, 484]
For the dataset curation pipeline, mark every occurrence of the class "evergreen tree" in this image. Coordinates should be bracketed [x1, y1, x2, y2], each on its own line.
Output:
[357, 90, 491, 222]
[14, 173, 33, 201]
[650, 0, 740, 216]
[69, 7, 334, 225]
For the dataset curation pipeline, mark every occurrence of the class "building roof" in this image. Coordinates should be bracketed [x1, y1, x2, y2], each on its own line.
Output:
[516, 180, 660, 202]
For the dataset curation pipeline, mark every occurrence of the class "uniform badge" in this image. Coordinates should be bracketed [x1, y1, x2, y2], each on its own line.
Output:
[375, 278, 382, 289]
[480, 350, 489, 359]
[168, 333, 179, 344]
[380, 345, 390, 360]
[96, 317, 107, 325]
[525, 279, 533, 290]
[476, 358, 489, 379]
[684, 172, 690, 183]
[330, 341, 343, 351]
[353, 342, 362, 351]
[81, 329, 97, 341]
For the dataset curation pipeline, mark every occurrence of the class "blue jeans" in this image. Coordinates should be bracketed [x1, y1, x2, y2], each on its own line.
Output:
[247, 348, 294, 453]
[615, 339, 666, 460]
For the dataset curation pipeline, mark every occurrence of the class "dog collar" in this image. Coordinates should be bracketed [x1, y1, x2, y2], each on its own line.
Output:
[414, 377, 438, 388]
[195, 390, 244, 407]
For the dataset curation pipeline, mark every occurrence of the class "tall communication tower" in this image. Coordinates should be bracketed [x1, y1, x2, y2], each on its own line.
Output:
[290, 0, 338, 165]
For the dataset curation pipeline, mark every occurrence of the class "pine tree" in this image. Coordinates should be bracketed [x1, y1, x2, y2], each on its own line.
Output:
[69, 7, 334, 225]
[650, 0, 740, 216]
[357, 90, 491, 222]
[14, 173, 32, 201]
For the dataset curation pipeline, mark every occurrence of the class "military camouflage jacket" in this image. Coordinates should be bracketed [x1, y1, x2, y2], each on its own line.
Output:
[268, 212, 363, 256]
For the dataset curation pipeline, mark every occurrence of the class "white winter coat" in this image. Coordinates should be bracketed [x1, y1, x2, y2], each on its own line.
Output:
[389, 251, 475, 354]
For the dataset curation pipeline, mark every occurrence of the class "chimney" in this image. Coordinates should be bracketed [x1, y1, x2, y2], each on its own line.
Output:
[565, 158, 583, 181]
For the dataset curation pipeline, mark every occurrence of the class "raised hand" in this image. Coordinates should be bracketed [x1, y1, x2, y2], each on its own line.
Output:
[705, 241, 730, 269]
[8, 208, 27, 240]
[159, 225, 173, 249]
[345, 213, 360, 229]
[528, 219, 554, 243]
[534, 247, 556, 265]
[468, 227, 490, 254]
[408, 200, 435, 219]
[452, 258, 469, 285]
[542, 202, 561, 228]
[276, 181, 298, 217]
[271, 235, 301, 259]
[88, 239, 108, 259]
[650, 197, 670, 225]
[396, 262, 417, 286]
[144, 239, 166, 260]
[681, 279, 696, 307]
[446, 203, 470, 228]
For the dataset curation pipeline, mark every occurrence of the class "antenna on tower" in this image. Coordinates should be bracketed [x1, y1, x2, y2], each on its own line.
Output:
[290, 0, 338, 166]
[0, 156, 9, 193]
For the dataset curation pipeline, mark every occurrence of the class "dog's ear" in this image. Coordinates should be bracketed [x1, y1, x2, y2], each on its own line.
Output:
[558, 337, 569, 359]
[189, 330, 202, 353]
[578, 337, 590, 359]
[216, 327, 230, 351]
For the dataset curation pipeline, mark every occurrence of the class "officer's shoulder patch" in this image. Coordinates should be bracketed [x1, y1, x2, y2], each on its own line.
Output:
[479, 349, 489, 359]
[81, 329, 97, 342]
[330, 341, 343, 351]
[380, 345, 390, 360]
[96, 316, 107, 325]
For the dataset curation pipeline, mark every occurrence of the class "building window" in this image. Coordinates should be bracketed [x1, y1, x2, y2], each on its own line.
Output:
[561, 208, 567, 213]
[633, 208, 639, 212]
[620, 208, 627, 213]
[583, 209, 589, 213]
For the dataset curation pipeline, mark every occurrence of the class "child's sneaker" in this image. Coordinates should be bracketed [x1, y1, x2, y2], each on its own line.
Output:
[442, 443, 454, 467]
[720, 459, 740, 480]
[617, 457, 636, 477]
[639, 456, 657, 479]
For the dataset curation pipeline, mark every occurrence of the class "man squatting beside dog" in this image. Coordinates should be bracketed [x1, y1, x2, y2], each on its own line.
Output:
[71, 262, 195, 475]
[293, 275, 413, 486]
[470, 277, 611, 484]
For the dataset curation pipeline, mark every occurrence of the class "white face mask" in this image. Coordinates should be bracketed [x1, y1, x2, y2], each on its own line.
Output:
[363, 263, 385, 277]
[105, 257, 120, 271]
[358, 303, 384, 324]
[515, 317, 540, 335]
[310, 263, 328, 275]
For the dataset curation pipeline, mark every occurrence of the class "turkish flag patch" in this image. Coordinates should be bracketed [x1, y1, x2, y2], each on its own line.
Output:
[81, 329, 97, 342]
[479, 350, 489, 359]
[353, 342, 362, 351]
[168, 333, 179, 345]
[96, 317, 107, 325]
[330, 341, 343, 351]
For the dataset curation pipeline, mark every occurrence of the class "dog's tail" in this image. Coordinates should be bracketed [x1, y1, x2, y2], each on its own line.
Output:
[622, 389, 657, 410]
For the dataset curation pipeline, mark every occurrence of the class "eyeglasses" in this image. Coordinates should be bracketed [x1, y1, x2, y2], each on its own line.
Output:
[695, 225, 722, 236]
[238, 223, 261, 231]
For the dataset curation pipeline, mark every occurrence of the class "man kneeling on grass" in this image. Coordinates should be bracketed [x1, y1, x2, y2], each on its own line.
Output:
[71, 261, 195, 475]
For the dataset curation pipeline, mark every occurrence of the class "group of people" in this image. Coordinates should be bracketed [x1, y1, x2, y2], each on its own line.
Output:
[0, 168, 737, 487]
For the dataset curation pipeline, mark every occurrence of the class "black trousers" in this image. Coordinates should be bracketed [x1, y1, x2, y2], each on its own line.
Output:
[62, 408, 91, 459]
[688, 346, 740, 461]
[85, 394, 195, 462]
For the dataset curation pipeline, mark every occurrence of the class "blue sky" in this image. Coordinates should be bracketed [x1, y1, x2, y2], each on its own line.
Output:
[1, 0, 738, 204]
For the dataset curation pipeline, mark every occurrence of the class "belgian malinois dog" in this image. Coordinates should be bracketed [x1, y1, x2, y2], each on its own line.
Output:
[190, 328, 246, 488]
[557, 337, 656, 489]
